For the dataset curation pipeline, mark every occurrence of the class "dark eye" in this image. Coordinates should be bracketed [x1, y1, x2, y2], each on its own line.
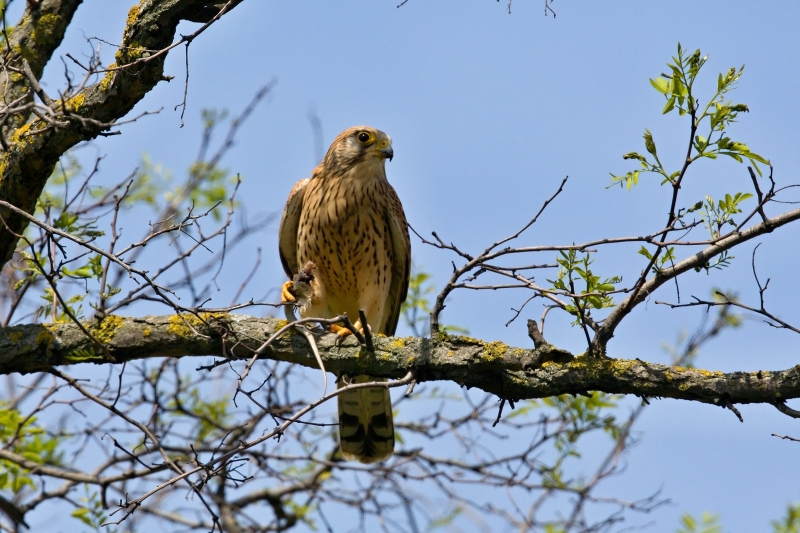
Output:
[357, 132, 371, 144]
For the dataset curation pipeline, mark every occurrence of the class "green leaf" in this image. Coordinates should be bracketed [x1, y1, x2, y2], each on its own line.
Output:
[771, 502, 800, 533]
[65, 266, 93, 279]
[671, 76, 688, 97]
[637, 246, 653, 260]
[677, 511, 721, 533]
[687, 200, 703, 213]
[694, 135, 707, 151]
[747, 151, 770, 164]
[650, 77, 670, 94]
[71, 507, 93, 526]
[662, 95, 676, 114]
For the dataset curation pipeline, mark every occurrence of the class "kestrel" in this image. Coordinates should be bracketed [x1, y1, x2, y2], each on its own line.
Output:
[278, 126, 410, 463]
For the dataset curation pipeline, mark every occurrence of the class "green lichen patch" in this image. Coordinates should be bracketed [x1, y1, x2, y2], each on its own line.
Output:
[446, 333, 484, 345]
[126, 4, 139, 27]
[609, 358, 637, 376]
[99, 67, 116, 93]
[31, 13, 65, 46]
[355, 347, 373, 369]
[35, 328, 55, 347]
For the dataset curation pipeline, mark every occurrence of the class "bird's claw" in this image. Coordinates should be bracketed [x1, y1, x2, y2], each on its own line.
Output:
[331, 321, 370, 347]
[281, 280, 296, 303]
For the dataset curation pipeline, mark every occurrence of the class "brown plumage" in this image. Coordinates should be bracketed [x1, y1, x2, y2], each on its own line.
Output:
[278, 126, 410, 463]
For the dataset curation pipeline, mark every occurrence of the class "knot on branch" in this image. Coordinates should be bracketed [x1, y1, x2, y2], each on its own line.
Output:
[525, 319, 574, 369]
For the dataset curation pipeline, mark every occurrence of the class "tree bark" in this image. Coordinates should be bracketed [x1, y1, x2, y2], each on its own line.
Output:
[0, 0, 244, 267]
[2, 313, 798, 409]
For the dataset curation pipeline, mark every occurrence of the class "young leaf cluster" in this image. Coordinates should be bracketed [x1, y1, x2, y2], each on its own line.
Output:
[548, 250, 620, 326]
[0, 403, 63, 495]
[611, 43, 768, 191]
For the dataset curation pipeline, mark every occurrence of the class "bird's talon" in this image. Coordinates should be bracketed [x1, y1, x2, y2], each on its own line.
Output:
[331, 324, 351, 337]
[281, 280, 296, 303]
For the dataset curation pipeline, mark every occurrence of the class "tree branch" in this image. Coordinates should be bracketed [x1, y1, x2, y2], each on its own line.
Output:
[0, 0, 245, 268]
[3, 314, 800, 410]
[591, 206, 800, 352]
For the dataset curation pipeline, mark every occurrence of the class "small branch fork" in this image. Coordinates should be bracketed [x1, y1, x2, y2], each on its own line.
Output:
[0, 52, 160, 151]
[105, 370, 415, 525]
[427, 175, 570, 335]
[0, 81, 276, 345]
[656, 243, 800, 335]
[96, 1, 241, 76]
[420, 159, 799, 357]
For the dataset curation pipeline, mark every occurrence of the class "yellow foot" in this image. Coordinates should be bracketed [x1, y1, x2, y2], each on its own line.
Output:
[281, 280, 296, 303]
[331, 321, 371, 341]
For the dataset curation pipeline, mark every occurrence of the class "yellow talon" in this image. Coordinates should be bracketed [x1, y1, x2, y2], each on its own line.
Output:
[281, 280, 296, 303]
[331, 324, 351, 337]
[331, 320, 370, 340]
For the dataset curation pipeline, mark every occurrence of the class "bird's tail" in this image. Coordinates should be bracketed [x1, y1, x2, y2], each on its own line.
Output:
[337, 375, 394, 463]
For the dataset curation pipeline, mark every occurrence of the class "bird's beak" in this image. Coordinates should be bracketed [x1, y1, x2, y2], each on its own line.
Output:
[378, 142, 394, 161]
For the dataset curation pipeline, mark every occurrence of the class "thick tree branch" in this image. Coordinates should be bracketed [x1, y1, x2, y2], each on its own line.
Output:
[3, 314, 800, 409]
[0, 0, 245, 268]
[0, 0, 84, 132]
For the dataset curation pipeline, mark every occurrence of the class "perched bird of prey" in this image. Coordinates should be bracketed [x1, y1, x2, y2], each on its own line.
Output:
[278, 126, 410, 463]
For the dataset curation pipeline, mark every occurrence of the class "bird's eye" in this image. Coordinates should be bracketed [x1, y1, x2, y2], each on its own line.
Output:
[357, 132, 372, 144]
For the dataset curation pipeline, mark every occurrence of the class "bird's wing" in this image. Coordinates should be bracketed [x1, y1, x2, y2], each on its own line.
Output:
[381, 183, 411, 336]
[278, 178, 310, 279]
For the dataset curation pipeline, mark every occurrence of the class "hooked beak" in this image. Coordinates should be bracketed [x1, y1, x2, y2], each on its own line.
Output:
[377, 141, 394, 161]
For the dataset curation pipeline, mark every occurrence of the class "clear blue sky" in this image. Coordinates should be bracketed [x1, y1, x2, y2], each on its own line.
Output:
[31, 1, 800, 530]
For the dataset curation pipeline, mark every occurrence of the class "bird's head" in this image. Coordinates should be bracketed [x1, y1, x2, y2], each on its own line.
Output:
[319, 126, 394, 178]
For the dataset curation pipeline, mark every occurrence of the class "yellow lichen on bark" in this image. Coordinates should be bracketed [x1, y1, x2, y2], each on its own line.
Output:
[167, 313, 225, 337]
[482, 341, 509, 362]
[125, 4, 139, 28]
[35, 328, 55, 346]
[90, 315, 124, 344]
[167, 315, 193, 337]
[31, 13, 63, 45]
[65, 93, 85, 112]
[390, 338, 406, 349]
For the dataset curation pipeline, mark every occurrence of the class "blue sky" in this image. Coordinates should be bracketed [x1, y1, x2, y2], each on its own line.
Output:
[27, 1, 800, 530]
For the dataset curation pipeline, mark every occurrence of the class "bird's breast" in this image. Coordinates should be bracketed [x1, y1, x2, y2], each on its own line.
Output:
[297, 176, 393, 300]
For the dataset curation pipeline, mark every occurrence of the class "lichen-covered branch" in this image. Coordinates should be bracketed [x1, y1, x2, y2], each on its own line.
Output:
[2, 313, 799, 409]
[0, 0, 245, 267]
[0, 0, 83, 132]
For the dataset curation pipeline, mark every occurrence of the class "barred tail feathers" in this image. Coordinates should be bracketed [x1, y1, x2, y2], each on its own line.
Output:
[337, 375, 394, 463]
